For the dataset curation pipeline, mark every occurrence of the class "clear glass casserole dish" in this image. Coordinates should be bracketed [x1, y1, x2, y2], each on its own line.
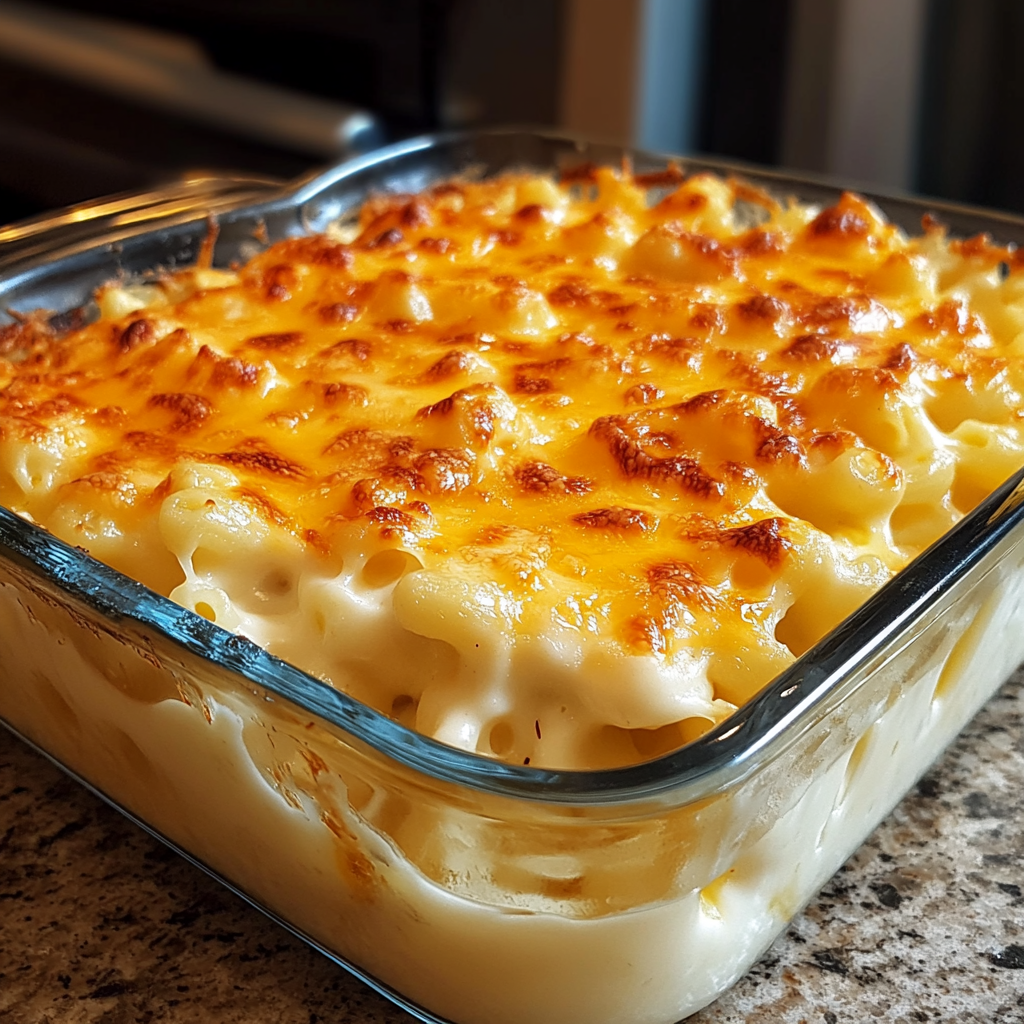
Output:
[2, 130, 1024, 1024]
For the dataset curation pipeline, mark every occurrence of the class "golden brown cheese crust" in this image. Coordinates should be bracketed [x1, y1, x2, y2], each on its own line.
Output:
[3, 167, 1024, 766]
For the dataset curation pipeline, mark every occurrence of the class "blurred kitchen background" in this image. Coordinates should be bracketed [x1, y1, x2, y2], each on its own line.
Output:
[0, 0, 1021, 225]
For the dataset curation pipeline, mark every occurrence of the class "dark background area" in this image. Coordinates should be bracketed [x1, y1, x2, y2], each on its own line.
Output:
[48, 0, 452, 129]
[698, 0, 792, 169]
[917, 0, 1024, 214]
[1, 0, 1023, 226]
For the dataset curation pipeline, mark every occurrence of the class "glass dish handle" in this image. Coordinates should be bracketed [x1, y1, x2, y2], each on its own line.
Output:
[0, 173, 287, 269]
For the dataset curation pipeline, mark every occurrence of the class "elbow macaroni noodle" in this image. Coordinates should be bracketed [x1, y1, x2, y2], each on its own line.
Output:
[3, 167, 1024, 770]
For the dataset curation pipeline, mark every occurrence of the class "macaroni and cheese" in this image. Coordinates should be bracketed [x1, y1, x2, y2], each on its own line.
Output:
[2, 167, 1023, 771]
[4, 162, 1024, 1024]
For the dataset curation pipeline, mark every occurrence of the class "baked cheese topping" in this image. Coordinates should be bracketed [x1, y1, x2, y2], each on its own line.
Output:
[2, 166, 1024, 769]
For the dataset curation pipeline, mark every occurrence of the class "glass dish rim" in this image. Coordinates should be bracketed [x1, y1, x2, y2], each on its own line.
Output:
[2, 127, 1024, 807]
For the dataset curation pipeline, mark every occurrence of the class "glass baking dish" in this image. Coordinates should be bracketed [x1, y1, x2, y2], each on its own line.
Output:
[3, 130, 1024, 1024]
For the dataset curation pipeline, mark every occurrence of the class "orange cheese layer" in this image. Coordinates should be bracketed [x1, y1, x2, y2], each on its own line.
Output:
[3, 166, 1024, 767]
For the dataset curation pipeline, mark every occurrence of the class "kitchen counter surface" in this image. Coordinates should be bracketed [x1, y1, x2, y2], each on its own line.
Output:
[1, 669, 1023, 1024]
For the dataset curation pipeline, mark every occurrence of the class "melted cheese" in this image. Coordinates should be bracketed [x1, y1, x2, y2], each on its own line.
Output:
[2, 167, 1024, 769]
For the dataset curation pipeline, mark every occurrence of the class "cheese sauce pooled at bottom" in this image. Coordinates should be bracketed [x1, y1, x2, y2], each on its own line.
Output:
[3, 166, 1024, 769]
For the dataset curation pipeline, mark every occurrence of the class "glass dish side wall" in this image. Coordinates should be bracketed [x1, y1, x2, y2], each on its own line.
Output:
[2, 502, 1023, 1024]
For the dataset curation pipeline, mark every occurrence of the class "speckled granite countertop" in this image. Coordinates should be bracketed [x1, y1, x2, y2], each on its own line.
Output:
[1, 670, 1022, 1024]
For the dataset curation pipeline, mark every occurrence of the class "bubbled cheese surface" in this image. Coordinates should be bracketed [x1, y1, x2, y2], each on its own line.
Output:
[2, 167, 1024, 769]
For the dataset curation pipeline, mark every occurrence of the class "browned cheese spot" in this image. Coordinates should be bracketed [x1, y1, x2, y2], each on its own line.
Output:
[883, 342, 918, 373]
[246, 331, 304, 351]
[631, 333, 705, 371]
[572, 506, 656, 532]
[608, 303, 637, 318]
[0, 316, 54, 359]
[809, 199, 870, 239]
[673, 390, 803, 467]
[365, 505, 416, 529]
[633, 165, 686, 188]
[515, 204, 547, 223]
[117, 431, 179, 459]
[782, 333, 842, 362]
[190, 345, 261, 389]
[589, 416, 724, 499]
[349, 479, 398, 511]
[647, 560, 719, 612]
[726, 360, 795, 402]
[148, 392, 212, 432]
[683, 228, 732, 267]
[689, 304, 727, 334]
[365, 227, 404, 249]
[273, 236, 353, 269]
[513, 373, 553, 394]
[323, 428, 415, 468]
[441, 331, 494, 350]
[413, 448, 473, 494]
[818, 365, 901, 402]
[798, 295, 863, 331]
[513, 356, 571, 395]
[727, 230, 785, 259]
[545, 280, 623, 310]
[319, 302, 360, 323]
[490, 229, 521, 247]
[624, 614, 668, 655]
[400, 200, 432, 228]
[514, 461, 593, 496]
[71, 472, 136, 501]
[417, 384, 502, 447]
[808, 430, 859, 460]
[720, 517, 791, 567]
[93, 406, 127, 427]
[214, 444, 308, 480]
[118, 318, 155, 352]
[265, 264, 296, 301]
[919, 298, 982, 338]
[547, 281, 591, 307]
[12, 392, 84, 420]
[423, 350, 472, 382]
[736, 294, 788, 323]
[418, 237, 453, 254]
[236, 487, 292, 528]
[320, 382, 370, 407]
[674, 389, 728, 415]
[320, 338, 373, 367]
[362, 504, 422, 541]
[624, 383, 665, 406]
[753, 419, 805, 465]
